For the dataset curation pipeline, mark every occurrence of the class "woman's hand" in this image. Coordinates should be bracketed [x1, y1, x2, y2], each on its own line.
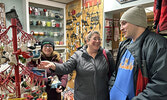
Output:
[56, 86, 63, 93]
[37, 61, 56, 70]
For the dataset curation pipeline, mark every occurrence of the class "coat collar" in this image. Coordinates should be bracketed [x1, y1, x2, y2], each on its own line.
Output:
[127, 28, 149, 65]
[80, 45, 103, 58]
[127, 28, 149, 52]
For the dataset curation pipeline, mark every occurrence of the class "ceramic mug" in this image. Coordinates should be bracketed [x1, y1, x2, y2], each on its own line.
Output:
[45, 11, 49, 17]
[59, 41, 64, 45]
[48, 11, 51, 17]
[36, 20, 42, 26]
[50, 12, 55, 17]
[33, 32, 39, 36]
[30, 20, 33, 25]
[38, 32, 45, 36]
[54, 32, 58, 37]
[49, 32, 54, 37]
[29, 7, 32, 14]
[30, 20, 36, 26]
[55, 41, 59, 45]
[46, 21, 51, 27]
[59, 23, 63, 27]
[55, 23, 60, 27]
[51, 20, 55, 27]
[42, 21, 46, 27]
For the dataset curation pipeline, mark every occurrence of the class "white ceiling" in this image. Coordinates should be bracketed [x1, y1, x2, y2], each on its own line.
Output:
[48, 0, 74, 4]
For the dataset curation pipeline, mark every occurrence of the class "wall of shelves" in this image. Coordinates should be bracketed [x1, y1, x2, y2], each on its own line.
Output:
[29, 5, 64, 45]
[23, 0, 67, 61]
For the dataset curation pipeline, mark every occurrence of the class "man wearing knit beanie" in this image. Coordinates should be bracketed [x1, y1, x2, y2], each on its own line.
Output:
[119, 5, 148, 41]
[109, 5, 167, 100]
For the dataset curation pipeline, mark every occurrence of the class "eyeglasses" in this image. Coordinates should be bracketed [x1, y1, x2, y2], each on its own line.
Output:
[92, 37, 102, 42]
[43, 45, 53, 48]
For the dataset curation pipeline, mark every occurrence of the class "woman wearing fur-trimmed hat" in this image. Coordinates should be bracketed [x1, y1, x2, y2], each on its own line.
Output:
[27, 37, 68, 100]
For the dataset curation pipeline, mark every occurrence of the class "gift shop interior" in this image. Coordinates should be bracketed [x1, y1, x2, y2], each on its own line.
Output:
[0, 0, 166, 99]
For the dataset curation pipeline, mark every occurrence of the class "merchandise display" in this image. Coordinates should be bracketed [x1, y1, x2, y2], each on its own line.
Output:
[0, 0, 159, 99]
[0, 18, 47, 100]
[104, 18, 120, 50]
[65, 0, 103, 60]
[29, 5, 64, 45]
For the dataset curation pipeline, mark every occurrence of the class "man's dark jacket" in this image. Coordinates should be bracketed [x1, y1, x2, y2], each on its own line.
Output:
[115, 28, 167, 100]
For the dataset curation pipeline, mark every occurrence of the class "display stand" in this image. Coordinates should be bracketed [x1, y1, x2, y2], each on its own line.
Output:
[0, 18, 45, 99]
[12, 17, 20, 98]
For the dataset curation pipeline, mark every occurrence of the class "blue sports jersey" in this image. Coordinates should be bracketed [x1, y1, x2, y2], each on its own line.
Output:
[110, 47, 135, 100]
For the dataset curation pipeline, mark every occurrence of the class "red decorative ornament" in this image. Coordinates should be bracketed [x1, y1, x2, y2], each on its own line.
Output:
[43, 9, 47, 12]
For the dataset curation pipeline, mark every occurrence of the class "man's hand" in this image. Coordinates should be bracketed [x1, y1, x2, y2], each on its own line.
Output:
[37, 61, 56, 70]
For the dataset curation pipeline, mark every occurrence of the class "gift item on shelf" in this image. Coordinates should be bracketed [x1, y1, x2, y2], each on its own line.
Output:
[29, 7, 64, 19]
[29, 4, 65, 45]
[105, 18, 113, 43]
[113, 19, 120, 41]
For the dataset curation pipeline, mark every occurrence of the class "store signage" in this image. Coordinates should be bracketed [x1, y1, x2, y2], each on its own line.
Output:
[82, 0, 101, 8]
[117, 0, 137, 4]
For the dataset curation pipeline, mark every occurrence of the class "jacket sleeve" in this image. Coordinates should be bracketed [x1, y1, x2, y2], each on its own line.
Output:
[107, 50, 116, 74]
[132, 45, 167, 100]
[56, 59, 68, 90]
[57, 74, 68, 91]
[106, 50, 116, 90]
[52, 51, 79, 75]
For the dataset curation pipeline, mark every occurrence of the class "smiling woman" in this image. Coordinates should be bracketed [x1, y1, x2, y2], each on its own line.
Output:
[86, 31, 102, 57]
[27, 37, 68, 100]
[37, 31, 116, 100]
[41, 38, 55, 57]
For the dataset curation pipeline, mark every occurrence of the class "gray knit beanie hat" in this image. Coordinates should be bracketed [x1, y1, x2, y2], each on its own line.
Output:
[120, 5, 148, 28]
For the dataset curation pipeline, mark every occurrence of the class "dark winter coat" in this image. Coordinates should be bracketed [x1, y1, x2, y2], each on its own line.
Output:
[27, 51, 68, 100]
[116, 28, 167, 100]
[52, 46, 115, 100]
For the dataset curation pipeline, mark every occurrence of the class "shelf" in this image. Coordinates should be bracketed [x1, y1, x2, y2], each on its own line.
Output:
[30, 25, 63, 29]
[28, 4, 64, 42]
[29, 14, 63, 20]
